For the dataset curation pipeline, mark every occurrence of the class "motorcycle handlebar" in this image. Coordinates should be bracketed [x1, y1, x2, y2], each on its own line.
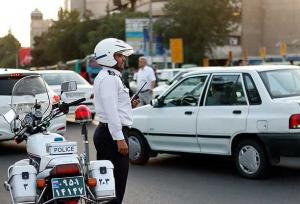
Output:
[58, 97, 86, 114]
[66, 98, 86, 107]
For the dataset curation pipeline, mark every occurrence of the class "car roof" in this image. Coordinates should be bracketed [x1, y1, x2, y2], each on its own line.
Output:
[183, 65, 300, 77]
[0, 68, 32, 75]
[33, 70, 76, 73]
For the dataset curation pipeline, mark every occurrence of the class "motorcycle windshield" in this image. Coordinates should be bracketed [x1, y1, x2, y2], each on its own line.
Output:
[11, 75, 50, 121]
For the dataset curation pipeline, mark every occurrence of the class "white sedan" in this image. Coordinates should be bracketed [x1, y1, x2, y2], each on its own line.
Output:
[34, 70, 95, 121]
[129, 65, 300, 178]
[0, 69, 66, 141]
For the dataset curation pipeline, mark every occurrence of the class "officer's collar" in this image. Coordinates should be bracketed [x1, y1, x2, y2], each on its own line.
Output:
[103, 67, 121, 77]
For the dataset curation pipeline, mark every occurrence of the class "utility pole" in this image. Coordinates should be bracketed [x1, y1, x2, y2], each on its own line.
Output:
[148, 0, 153, 65]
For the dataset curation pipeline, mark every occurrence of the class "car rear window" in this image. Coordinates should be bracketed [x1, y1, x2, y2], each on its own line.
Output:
[40, 72, 88, 86]
[0, 76, 23, 95]
[259, 68, 300, 98]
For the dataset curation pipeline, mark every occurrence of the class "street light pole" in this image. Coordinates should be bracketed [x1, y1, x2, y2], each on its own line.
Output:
[148, 0, 153, 65]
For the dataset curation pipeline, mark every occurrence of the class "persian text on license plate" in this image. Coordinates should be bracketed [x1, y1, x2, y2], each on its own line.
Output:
[52, 176, 86, 199]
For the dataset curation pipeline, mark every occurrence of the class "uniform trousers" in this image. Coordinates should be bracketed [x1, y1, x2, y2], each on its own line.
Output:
[93, 124, 129, 204]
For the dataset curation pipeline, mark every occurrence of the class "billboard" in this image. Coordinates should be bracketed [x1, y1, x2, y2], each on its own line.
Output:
[125, 18, 164, 56]
[18, 47, 32, 66]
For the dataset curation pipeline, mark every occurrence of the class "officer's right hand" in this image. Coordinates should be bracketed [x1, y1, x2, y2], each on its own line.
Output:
[117, 140, 128, 156]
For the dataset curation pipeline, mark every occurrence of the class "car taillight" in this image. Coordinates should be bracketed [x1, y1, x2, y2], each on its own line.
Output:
[289, 114, 300, 129]
[10, 73, 22, 78]
[52, 95, 60, 104]
[50, 163, 81, 177]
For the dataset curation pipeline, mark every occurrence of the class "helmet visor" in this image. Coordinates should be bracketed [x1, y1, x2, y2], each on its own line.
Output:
[119, 49, 134, 57]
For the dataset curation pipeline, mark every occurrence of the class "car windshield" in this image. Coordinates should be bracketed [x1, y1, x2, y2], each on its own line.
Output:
[259, 68, 300, 98]
[40, 72, 88, 86]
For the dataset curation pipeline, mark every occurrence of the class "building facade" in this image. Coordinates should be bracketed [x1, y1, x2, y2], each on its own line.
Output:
[242, 0, 300, 56]
[64, 0, 110, 19]
[30, 9, 53, 47]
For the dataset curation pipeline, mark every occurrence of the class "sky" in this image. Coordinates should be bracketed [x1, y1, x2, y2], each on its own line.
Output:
[0, 0, 64, 47]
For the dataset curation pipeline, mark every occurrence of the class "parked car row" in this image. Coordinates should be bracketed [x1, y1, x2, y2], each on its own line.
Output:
[129, 65, 300, 179]
[0, 68, 95, 141]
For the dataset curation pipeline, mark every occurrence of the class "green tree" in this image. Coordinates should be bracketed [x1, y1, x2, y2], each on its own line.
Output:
[154, 0, 240, 64]
[0, 33, 21, 67]
[81, 11, 147, 55]
[32, 9, 98, 66]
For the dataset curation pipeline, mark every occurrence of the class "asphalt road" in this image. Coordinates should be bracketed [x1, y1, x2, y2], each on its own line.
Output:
[1, 122, 300, 204]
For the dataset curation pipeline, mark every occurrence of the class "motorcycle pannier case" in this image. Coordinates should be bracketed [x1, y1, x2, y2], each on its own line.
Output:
[89, 160, 115, 199]
[8, 164, 37, 203]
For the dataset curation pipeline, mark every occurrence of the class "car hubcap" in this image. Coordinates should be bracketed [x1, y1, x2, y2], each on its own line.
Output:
[128, 136, 142, 161]
[238, 145, 260, 174]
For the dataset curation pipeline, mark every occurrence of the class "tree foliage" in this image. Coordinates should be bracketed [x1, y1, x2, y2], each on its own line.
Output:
[154, 0, 240, 64]
[32, 9, 98, 66]
[31, 9, 146, 67]
[81, 11, 147, 55]
[0, 33, 21, 67]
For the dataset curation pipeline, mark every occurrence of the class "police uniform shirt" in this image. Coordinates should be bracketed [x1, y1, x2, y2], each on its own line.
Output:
[93, 67, 132, 140]
[137, 65, 156, 91]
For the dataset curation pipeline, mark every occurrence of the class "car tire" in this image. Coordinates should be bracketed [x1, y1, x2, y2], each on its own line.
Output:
[128, 130, 150, 165]
[234, 139, 269, 179]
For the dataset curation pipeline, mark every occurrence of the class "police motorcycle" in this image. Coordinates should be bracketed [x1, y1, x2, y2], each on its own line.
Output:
[3, 75, 115, 204]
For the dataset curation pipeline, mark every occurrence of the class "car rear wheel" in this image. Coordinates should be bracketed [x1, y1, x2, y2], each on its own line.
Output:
[128, 130, 150, 165]
[234, 139, 269, 179]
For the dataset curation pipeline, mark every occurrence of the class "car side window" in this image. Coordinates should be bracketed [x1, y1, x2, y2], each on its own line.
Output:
[163, 75, 208, 107]
[243, 74, 261, 105]
[205, 74, 247, 106]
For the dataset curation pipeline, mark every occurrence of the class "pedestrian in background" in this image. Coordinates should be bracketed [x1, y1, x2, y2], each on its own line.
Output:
[93, 38, 139, 204]
[136, 56, 156, 105]
[152, 63, 159, 87]
[122, 66, 133, 97]
[80, 65, 90, 83]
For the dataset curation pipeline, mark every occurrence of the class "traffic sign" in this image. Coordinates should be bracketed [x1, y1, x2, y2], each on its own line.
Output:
[280, 42, 287, 56]
[170, 38, 183, 63]
[259, 47, 266, 59]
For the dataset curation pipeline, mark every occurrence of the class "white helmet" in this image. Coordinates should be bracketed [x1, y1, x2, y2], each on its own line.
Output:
[94, 38, 134, 67]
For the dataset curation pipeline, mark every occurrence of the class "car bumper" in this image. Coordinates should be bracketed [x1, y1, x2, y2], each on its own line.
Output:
[258, 133, 300, 158]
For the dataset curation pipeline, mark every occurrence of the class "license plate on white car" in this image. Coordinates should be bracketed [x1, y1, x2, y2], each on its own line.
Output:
[52, 176, 86, 199]
[48, 142, 77, 155]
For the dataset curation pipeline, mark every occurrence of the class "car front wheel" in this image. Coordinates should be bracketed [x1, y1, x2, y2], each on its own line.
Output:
[128, 130, 150, 165]
[234, 139, 269, 179]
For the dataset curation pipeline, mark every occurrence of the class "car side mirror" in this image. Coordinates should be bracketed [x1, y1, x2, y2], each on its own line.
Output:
[151, 97, 164, 108]
[61, 81, 77, 94]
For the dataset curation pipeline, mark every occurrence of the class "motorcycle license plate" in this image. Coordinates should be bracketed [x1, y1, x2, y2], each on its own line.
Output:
[48, 142, 77, 155]
[51, 176, 86, 199]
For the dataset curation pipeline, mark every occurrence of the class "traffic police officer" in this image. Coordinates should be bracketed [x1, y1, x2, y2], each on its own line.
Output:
[93, 38, 139, 204]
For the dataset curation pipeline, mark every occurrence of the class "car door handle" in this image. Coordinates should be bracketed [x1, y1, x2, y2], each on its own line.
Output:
[233, 110, 242, 114]
[185, 111, 193, 115]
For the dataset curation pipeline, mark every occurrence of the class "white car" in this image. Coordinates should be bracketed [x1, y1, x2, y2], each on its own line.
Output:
[129, 65, 300, 178]
[34, 70, 95, 120]
[0, 69, 66, 141]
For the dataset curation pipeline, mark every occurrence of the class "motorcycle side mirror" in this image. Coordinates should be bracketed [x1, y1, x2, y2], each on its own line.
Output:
[61, 81, 77, 94]
[3, 109, 16, 123]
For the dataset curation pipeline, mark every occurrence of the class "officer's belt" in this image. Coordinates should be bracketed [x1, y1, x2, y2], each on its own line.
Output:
[98, 122, 130, 130]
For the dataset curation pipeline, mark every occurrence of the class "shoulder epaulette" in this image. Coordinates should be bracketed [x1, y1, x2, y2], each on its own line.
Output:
[107, 70, 116, 76]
